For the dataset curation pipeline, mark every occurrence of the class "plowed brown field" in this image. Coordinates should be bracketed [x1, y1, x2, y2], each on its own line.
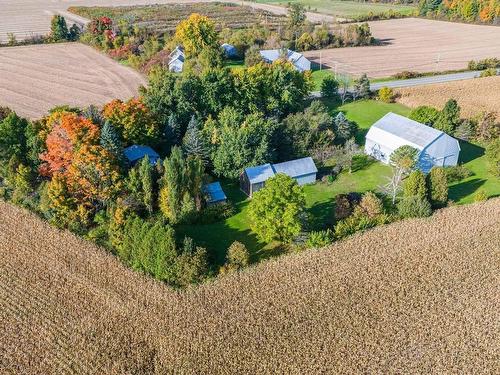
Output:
[304, 18, 500, 78]
[1, 199, 499, 374]
[0, 43, 146, 119]
[395, 75, 500, 119]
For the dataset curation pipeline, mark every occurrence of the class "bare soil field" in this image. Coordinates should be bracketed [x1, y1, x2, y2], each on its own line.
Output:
[304, 18, 500, 78]
[1, 198, 498, 374]
[395, 76, 500, 119]
[0, 43, 146, 119]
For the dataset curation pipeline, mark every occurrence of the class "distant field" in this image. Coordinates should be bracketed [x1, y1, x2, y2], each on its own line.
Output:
[255, 0, 416, 18]
[304, 18, 500, 78]
[395, 75, 500, 120]
[0, 43, 146, 119]
[1, 198, 498, 373]
[69, 2, 287, 33]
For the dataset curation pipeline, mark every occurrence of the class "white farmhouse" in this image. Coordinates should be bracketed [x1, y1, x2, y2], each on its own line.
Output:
[168, 46, 185, 73]
[365, 112, 460, 173]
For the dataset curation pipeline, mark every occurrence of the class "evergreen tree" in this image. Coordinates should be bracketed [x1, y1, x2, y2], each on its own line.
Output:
[454, 119, 475, 141]
[100, 120, 122, 158]
[83, 104, 104, 126]
[353, 73, 370, 100]
[427, 167, 448, 207]
[138, 156, 154, 214]
[50, 15, 69, 41]
[403, 170, 428, 200]
[434, 99, 460, 134]
[166, 113, 180, 146]
[182, 115, 209, 164]
[334, 112, 358, 143]
[159, 147, 186, 224]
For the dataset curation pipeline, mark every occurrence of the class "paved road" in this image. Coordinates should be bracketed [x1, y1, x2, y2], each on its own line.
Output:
[369, 70, 499, 91]
[312, 69, 499, 97]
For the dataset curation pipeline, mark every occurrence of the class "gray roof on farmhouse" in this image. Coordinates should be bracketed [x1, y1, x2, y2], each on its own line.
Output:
[245, 157, 318, 184]
[370, 112, 445, 149]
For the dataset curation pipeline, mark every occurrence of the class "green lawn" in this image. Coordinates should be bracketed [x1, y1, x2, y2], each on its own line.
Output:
[178, 99, 498, 265]
[254, 0, 416, 19]
[449, 141, 500, 204]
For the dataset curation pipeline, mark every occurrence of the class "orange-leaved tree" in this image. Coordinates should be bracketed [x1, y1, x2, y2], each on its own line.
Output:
[66, 145, 123, 207]
[39, 112, 100, 176]
[102, 98, 159, 146]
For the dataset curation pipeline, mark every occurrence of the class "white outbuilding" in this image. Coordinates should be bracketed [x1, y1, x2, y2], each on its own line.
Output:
[365, 112, 460, 173]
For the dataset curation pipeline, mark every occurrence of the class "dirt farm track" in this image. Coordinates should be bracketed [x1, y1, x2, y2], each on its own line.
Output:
[305, 18, 500, 78]
[0, 43, 146, 119]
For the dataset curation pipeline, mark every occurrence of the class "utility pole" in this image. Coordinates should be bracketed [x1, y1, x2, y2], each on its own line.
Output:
[435, 53, 441, 71]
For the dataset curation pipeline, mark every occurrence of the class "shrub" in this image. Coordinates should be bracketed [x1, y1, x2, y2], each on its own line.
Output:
[321, 76, 339, 98]
[444, 165, 473, 183]
[485, 138, 500, 177]
[306, 229, 334, 248]
[479, 68, 497, 77]
[355, 191, 383, 219]
[378, 87, 394, 103]
[220, 241, 251, 274]
[334, 193, 362, 221]
[397, 196, 432, 218]
[392, 71, 421, 80]
[409, 106, 440, 126]
[403, 170, 427, 199]
[427, 167, 448, 207]
[473, 189, 488, 202]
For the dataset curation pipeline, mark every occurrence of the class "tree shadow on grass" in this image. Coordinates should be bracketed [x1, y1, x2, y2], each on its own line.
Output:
[459, 141, 484, 164]
[306, 198, 334, 231]
[351, 154, 375, 172]
[448, 178, 486, 202]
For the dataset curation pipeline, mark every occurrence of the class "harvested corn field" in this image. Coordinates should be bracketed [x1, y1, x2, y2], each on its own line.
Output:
[69, 2, 287, 32]
[0, 43, 146, 119]
[395, 75, 500, 119]
[304, 18, 500, 78]
[1, 199, 499, 374]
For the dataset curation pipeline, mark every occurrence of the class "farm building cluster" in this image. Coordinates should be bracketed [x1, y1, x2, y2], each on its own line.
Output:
[168, 44, 311, 73]
[122, 113, 461, 205]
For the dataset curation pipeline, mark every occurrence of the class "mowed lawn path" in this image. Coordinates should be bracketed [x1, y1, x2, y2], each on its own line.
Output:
[0, 43, 146, 119]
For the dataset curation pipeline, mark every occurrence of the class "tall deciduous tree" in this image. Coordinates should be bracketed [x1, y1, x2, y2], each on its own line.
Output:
[102, 98, 159, 146]
[174, 13, 219, 57]
[384, 145, 419, 204]
[39, 112, 100, 177]
[249, 174, 306, 243]
[427, 167, 448, 207]
[403, 170, 428, 200]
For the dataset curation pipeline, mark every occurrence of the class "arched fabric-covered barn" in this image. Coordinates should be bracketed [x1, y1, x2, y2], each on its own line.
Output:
[365, 113, 461, 173]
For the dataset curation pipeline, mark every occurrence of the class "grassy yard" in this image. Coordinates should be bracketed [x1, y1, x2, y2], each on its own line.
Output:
[254, 0, 416, 19]
[179, 99, 498, 265]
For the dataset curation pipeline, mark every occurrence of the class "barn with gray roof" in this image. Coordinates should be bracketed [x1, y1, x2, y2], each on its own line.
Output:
[365, 112, 460, 173]
[259, 49, 311, 72]
[240, 157, 318, 196]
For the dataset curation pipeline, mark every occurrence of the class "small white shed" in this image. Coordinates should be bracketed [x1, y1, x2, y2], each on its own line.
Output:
[365, 112, 460, 173]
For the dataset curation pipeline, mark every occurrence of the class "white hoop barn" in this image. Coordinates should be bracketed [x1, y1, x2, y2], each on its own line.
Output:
[365, 113, 461, 173]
